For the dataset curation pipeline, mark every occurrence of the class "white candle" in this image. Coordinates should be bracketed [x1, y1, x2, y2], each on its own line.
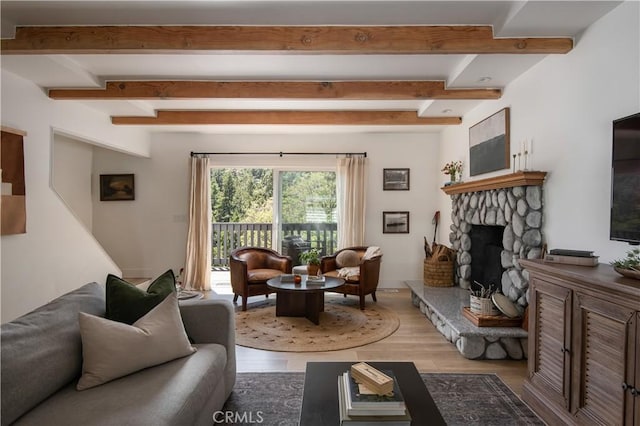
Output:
[529, 138, 533, 154]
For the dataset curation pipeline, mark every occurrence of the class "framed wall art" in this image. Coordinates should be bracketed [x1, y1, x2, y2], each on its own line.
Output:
[1, 127, 27, 235]
[100, 174, 135, 201]
[383, 211, 409, 234]
[469, 107, 510, 176]
[383, 168, 410, 190]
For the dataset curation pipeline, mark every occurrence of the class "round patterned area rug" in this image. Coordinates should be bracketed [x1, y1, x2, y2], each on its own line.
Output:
[235, 297, 400, 352]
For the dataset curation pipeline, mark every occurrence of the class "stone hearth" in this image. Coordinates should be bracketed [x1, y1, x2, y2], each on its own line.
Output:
[407, 281, 527, 360]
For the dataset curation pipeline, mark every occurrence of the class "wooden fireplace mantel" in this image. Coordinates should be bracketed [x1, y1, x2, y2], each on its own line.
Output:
[441, 171, 547, 195]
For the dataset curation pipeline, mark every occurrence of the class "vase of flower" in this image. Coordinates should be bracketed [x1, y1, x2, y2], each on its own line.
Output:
[442, 160, 463, 185]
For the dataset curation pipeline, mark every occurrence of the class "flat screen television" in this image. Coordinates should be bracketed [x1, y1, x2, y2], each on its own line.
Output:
[610, 112, 640, 244]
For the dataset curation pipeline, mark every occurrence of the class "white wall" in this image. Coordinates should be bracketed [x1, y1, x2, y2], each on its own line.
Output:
[52, 134, 94, 231]
[0, 70, 150, 322]
[437, 1, 640, 264]
[92, 132, 441, 287]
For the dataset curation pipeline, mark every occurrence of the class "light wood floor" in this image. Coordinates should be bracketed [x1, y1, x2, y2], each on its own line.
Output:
[216, 288, 528, 396]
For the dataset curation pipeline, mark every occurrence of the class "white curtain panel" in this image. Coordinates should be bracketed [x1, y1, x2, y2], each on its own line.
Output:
[183, 156, 212, 291]
[336, 156, 367, 249]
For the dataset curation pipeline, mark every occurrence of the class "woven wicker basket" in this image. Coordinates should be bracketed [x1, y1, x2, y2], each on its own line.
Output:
[423, 258, 454, 287]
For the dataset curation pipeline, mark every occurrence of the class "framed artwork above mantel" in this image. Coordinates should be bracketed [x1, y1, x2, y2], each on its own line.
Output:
[469, 108, 510, 176]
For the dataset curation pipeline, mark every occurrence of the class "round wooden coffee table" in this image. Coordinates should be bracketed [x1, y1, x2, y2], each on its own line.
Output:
[267, 275, 344, 325]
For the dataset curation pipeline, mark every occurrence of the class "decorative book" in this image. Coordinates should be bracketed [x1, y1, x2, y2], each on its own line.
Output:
[346, 371, 405, 408]
[544, 254, 599, 266]
[338, 375, 410, 426]
[341, 373, 406, 415]
[279, 274, 295, 283]
[548, 248, 594, 257]
[306, 275, 326, 285]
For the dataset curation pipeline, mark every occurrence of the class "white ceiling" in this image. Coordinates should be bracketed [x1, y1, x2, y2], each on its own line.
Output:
[0, 1, 623, 135]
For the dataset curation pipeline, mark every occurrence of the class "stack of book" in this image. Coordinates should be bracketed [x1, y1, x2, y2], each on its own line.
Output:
[544, 249, 599, 266]
[279, 274, 295, 283]
[306, 275, 326, 285]
[337, 367, 410, 425]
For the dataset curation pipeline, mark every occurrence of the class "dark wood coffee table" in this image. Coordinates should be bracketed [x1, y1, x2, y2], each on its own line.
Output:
[299, 361, 446, 425]
[266, 275, 344, 325]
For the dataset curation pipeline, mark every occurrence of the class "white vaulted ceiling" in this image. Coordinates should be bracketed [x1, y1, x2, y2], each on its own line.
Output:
[0, 1, 623, 134]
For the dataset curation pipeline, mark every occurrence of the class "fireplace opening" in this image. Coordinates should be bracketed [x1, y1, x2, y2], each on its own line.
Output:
[470, 225, 505, 291]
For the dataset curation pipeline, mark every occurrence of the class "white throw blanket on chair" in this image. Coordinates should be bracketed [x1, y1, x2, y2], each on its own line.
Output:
[337, 266, 360, 279]
[337, 246, 382, 279]
[363, 246, 382, 260]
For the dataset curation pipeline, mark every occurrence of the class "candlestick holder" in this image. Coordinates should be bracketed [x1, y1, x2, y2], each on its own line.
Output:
[512, 154, 516, 173]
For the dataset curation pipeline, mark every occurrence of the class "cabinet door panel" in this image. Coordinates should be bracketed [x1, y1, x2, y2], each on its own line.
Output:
[572, 293, 635, 426]
[633, 313, 639, 426]
[529, 277, 572, 409]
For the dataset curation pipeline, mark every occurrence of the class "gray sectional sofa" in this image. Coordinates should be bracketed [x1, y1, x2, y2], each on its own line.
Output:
[1, 282, 236, 426]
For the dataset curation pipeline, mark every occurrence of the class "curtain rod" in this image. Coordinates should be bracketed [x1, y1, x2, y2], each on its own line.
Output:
[190, 151, 366, 158]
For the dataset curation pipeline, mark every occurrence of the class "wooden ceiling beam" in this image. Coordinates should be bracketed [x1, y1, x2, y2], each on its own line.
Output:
[2, 25, 573, 54]
[111, 110, 462, 126]
[49, 81, 501, 100]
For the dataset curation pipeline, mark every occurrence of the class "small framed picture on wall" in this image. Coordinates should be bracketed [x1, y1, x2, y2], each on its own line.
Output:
[100, 174, 135, 201]
[383, 211, 410, 234]
[383, 168, 410, 190]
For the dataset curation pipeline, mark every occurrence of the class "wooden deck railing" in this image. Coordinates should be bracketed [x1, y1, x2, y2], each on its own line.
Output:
[212, 222, 338, 267]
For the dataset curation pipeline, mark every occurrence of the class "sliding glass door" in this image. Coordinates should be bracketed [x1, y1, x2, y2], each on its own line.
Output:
[277, 170, 337, 263]
[210, 168, 273, 266]
[210, 167, 337, 268]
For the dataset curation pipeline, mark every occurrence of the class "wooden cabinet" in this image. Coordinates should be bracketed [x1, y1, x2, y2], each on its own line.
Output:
[521, 260, 640, 426]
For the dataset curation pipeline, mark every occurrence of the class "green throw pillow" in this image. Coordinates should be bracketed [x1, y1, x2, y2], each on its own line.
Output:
[106, 269, 177, 325]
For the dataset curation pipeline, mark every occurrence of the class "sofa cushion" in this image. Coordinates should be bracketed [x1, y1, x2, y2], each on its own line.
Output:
[247, 268, 283, 283]
[106, 269, 176, 325]
[336, 250, 360, 268]
[14, 343, 228, 426]
[78, 293, 196, 390]
[1, 283, 105, 426]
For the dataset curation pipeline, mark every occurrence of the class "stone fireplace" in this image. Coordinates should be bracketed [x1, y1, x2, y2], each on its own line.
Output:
[449, 180, 543, 308]
[449, 181, 544, 309]
[407, 172, 547, 360]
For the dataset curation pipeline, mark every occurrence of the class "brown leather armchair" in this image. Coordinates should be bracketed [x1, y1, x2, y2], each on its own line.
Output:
[229, 247, 292, 311]
[320, 246, 382, 310]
